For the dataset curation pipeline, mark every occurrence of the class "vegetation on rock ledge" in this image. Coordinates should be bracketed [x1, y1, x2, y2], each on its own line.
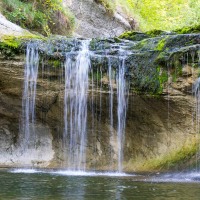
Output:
[0, 34, 43, 58]
[0, 0, 75, 36]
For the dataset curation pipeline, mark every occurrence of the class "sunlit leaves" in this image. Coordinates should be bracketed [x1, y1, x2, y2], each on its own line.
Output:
[116, 0, 200, 31]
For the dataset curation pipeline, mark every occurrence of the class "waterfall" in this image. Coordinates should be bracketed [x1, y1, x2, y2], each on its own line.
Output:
[108, 55, 129, 172]
[22, 42, 39, 144]
[20, 39, 129, 172]
[108, 58, 114, 167]
[116, 57, 129, 172]
[63, 40, 91, 171]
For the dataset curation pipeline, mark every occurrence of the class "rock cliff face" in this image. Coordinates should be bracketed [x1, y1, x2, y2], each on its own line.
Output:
[0, 0, 131, 39]
[0, 14, 30, 37]
[0, 31, 199, 172]
[63, 0, 131, 38]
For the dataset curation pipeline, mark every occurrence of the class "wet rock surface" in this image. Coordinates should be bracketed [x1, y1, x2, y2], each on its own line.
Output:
[0, 31, 199, 171]
[27, 32, 200, 94]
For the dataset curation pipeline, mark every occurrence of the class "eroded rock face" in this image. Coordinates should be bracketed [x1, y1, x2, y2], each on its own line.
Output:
[0, 50, 198, 172]
[0, 32, 199, 172]
[63, 0, 131, 38]
[0, 56, 54, 167]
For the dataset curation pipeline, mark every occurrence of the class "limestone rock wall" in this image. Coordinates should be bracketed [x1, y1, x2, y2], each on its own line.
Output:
[63, 0, 131, 38]
[0, 52, 197, 172]
[0, 31, 200, 171]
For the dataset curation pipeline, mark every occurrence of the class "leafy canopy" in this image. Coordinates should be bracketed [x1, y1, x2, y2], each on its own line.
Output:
[114, 0, 200, 31]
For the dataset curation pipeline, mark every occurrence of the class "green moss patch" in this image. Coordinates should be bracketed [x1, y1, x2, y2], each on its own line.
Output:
[119, 31, 148, 41]
[175, 24, 200, 34]
[146, 30, 170, 37]
[0, 34, 43, 58]
[1, 36, 21, 49]
[126, 136, 199, 172]
[155, 38, 168, 51]
[0, 35, 22, 57]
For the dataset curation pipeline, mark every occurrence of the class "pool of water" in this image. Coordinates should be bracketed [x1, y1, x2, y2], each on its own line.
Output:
[1, 169, 200, 199]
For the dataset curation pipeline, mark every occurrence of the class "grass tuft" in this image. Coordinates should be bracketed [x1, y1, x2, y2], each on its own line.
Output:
[0, 0, 75, 36]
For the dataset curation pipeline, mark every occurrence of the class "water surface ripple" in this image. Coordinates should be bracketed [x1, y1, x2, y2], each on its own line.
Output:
[1, 170, 200, 199]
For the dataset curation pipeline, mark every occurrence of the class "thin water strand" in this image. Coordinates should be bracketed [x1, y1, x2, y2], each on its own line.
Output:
[64, 40, 91, 171]
[22, 42, 39, 144]
[116, 57, 129, 172]
[108, 58, 115, 168]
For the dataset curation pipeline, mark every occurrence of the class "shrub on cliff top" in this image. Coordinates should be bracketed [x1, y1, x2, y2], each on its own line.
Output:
[0, 0, 75, 36]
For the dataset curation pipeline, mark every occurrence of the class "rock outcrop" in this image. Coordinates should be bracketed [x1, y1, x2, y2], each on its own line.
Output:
[63, 0, 131, 38]
[0, 31, 199, 172]
[0, 14, 30, 37]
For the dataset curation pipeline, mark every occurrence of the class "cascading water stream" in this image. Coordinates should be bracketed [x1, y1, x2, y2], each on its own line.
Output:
[107, 53, 129, 172]
[116, 57, 129, 172]
[108, 58, 114, 167]
[20, 39, 129, 172]
[63, 40, 91, 171]
[22, 42, 39, 146]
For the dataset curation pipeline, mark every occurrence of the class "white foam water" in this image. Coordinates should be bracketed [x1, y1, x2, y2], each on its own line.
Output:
[63, 40, 91, 171]
[10, 169, 42, 174]
[10, 169, 134, 177]
[51, 170, 134, 177]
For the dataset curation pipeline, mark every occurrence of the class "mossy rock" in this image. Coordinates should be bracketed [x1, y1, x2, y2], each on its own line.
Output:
[119, 30, 173, 42]
[146, 29, 173, 37]
[175, 24, 200, 34]
[154, 37, 168, 51]
[125, 136, 199, 172]
[0, 34, 44, 58]
[120, 25, 200, 43]
[119, 31, 149, 41]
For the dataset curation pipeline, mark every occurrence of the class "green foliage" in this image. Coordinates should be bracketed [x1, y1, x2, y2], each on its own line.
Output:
[134, 0, 200, 30]
[0, 35, 22, 57]
[0, 34, 43, 57]
[114, 0, 200, 32]
[1, 35, 21, 49]
[0, 0, 75, 36]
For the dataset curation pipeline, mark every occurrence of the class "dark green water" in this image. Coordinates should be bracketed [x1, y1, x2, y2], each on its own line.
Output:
[1, 170, 200, 200]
